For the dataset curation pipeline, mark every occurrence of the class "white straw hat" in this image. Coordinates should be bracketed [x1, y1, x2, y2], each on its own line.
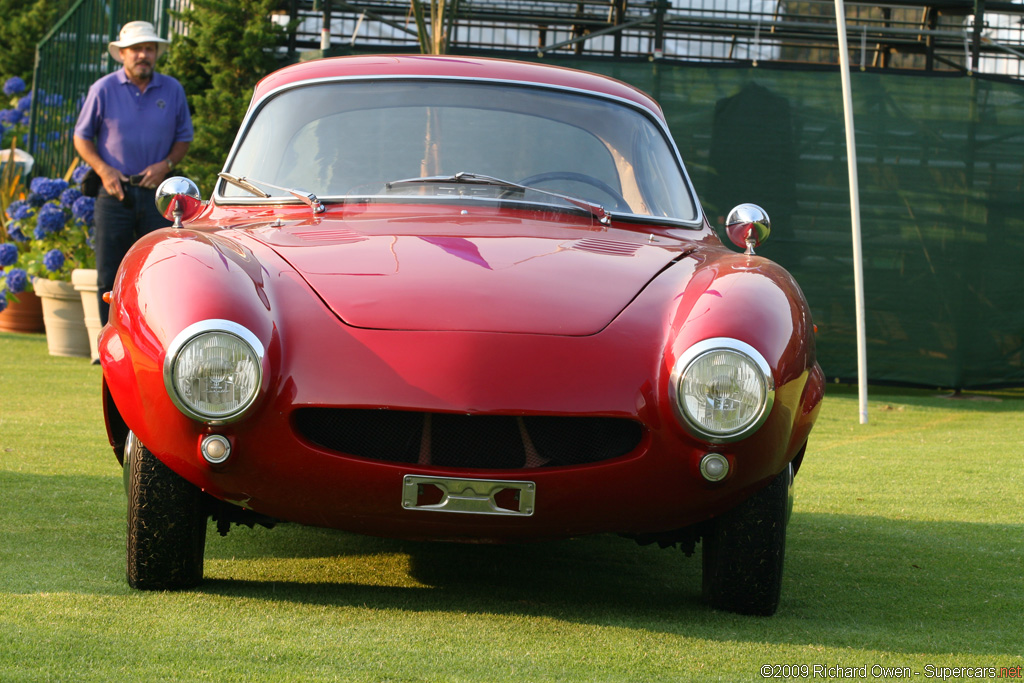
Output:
[108, 21, 169, 63]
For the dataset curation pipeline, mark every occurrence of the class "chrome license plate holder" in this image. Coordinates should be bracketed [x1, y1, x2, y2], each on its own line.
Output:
[401, 475, 536, 516]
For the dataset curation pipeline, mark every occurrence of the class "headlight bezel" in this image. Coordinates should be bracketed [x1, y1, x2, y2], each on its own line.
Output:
[669, 337, 775, 444]
[162, 319, 265, 425]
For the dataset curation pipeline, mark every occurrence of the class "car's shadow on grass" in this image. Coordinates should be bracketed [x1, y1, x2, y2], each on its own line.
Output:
[202, 528, 705, 617]
[197, 512, 1022, 656]
[3, 469, 1016, 656]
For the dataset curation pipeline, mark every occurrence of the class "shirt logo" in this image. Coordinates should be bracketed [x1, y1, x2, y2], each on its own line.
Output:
[157, 99, 166, 109]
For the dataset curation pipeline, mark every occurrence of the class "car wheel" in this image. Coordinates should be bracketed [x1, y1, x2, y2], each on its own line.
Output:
[125, 432, 207, 590]
[701, 464, 791, 616]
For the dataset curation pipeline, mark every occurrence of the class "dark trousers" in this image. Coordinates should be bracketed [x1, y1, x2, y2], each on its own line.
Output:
[95, 185, 171, 325]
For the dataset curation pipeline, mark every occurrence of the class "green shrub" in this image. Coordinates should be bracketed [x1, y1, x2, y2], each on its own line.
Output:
[162, 0, 290, 196]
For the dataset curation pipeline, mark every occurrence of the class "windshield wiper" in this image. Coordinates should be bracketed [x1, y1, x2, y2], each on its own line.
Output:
[218, 172, 325, 214]
[385, 172, 611, 225]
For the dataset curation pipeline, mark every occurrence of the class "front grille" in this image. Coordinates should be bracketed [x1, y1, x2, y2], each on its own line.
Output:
[293, 408, 644, 470]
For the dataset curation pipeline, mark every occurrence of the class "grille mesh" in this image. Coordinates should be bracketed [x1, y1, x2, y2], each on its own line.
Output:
[294, 408, 643, 470]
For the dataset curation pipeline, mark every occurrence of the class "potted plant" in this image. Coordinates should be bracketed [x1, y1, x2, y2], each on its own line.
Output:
[3, 170, 96, 357]
[0, 242, 40, 332]
[2, 74, 102, 359]
[66, 164, 102, 362]
[0, 75, 45, 334]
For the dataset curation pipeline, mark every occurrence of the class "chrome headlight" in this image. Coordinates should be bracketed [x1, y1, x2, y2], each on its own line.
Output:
[163, 320, 264, 424]
[670, 338, 774, 443]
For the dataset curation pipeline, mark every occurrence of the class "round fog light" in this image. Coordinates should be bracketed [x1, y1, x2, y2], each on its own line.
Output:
[700, 453, 729, 482]
[201, 434, 231, 464]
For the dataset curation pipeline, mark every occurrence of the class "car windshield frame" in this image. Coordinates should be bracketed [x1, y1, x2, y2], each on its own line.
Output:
[216, 74, 705, 228]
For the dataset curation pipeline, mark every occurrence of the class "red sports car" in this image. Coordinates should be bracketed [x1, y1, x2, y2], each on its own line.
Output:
[100, 55, 823, 615]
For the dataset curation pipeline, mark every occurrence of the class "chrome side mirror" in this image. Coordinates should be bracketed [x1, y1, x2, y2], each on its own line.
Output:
[725, 204, 771, 255]
[156, 176, 204, 227]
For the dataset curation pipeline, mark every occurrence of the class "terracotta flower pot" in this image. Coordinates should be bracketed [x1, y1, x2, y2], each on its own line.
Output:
[33, 278, 91, 358]
[72, 268, 102, 362]
[0, 290, 46, 334]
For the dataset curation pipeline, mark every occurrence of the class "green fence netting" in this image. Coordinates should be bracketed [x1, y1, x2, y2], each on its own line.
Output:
[544, 60, 1023, 390]
[29, 22, 1024, 388]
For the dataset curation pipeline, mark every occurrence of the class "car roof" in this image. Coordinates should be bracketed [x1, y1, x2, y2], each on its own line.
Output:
[250, 54, 665, 121]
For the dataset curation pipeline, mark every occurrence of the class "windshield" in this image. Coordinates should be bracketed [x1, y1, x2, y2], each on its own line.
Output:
[222, 79, 699, 223]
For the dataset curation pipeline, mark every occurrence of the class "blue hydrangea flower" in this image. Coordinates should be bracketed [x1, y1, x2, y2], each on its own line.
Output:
[7, 223, 28, 242]
[51, 178, 70, 198]
[0, 243, 17, 267]
[16, 93, 33, 113]
[36, 203, 67, 234]
[2, 76, 26, 96]
[5, 199, 33, 221]
[71, 163, 91, 185]
[0, 108, 23, 126]
[0, 292, 7, 314]
[60, 187, 82, 208]
[27, 192, 46, 208]
[30, 177, 68, 202]
[72, 196, 95, 225]
[4, 268, 27, 293]
[43, 249, 65, 273]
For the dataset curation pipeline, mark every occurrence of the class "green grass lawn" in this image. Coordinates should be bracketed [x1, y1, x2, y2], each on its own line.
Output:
[1, 330, 1022, 682]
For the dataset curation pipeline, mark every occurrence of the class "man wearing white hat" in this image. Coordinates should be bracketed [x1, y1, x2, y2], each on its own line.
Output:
[73, 20, 193, 326]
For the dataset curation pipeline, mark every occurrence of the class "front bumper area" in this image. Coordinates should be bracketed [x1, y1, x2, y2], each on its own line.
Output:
[101, 256, 821, 542]
[111, 390, 804, 543]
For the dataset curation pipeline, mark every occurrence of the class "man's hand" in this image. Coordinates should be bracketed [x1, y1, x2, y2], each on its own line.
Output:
[138, 159, 171, 190]
[100, 166, 129, 200]
[74, 135, 128, 200]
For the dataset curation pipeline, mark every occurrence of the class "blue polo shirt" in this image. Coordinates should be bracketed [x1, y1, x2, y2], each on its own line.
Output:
[74, 69, 193, 176]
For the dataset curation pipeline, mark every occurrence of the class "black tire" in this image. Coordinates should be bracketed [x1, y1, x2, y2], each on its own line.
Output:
[126, 432, 207, 590]
[701, 465, 791, 616]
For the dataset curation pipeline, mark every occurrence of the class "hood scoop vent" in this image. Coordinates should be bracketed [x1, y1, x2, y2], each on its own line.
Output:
[571, 238, 641, 257]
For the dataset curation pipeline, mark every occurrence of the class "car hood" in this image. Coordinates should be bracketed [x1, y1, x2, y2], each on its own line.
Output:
[243, 208, 690, 335]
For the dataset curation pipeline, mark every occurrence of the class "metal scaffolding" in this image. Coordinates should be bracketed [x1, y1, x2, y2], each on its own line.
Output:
[280, 0, 1024, 78]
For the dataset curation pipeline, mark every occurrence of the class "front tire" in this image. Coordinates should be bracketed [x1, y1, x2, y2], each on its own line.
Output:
[701, 465, 791, 615]
[126, 432, 207, 590]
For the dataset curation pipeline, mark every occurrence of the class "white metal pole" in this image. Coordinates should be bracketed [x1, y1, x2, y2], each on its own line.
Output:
[833, 0, 869, 424]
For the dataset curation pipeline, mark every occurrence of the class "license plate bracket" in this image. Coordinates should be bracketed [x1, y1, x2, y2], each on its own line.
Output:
[401, 475, 536, 516]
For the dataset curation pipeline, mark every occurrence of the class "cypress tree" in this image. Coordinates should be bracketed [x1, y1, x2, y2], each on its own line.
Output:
[0, 0, 69, 83]
[162, 0, 289, 195]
